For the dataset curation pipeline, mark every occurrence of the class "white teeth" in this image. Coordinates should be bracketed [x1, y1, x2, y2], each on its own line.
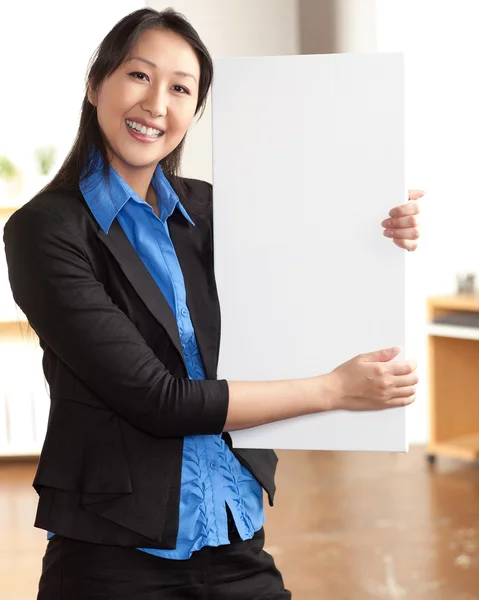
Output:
[126, 119, 163, 138]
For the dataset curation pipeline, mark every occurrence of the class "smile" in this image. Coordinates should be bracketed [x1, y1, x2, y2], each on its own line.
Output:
[125, 119, 164, 138]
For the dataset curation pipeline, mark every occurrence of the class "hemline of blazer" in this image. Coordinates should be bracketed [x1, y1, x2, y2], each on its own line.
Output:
[3, 176, 278, 549]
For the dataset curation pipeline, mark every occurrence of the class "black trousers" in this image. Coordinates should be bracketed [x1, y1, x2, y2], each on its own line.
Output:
[37, 523, 291, 599]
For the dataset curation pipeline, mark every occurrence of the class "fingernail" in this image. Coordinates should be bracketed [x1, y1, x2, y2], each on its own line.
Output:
[384, 230, 394, 238]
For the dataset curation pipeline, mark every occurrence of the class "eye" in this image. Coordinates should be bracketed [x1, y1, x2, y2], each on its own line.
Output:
[172, 84, 190, 95]
[129, 71, 150, 82]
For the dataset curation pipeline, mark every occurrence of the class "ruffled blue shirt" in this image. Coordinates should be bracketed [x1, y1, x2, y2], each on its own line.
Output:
[75, 157, 264, 559]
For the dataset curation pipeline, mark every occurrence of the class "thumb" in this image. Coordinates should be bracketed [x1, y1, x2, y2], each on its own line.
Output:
[362, 346, 402, 363]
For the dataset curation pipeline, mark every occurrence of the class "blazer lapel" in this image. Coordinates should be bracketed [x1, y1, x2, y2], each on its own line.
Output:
[97, 220, 184, 361]
[168, 209, 219, 381]
[95, 189, 219, 382]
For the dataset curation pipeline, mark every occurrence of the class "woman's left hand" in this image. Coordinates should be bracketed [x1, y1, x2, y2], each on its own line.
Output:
[381, 190, 425, 251]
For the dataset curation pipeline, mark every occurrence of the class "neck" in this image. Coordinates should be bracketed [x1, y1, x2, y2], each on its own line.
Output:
[146, 185, 159, 216]
[109, 159, 159, 209]
[118, 168, 154, 201]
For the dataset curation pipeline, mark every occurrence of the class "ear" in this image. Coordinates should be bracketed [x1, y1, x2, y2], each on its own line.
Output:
[87, 82, 98, 107]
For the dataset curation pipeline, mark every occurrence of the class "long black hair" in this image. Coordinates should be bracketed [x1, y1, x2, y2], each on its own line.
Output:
[41, 7, 213, 199]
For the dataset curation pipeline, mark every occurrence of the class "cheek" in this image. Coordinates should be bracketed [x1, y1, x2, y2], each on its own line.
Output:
[97, 82, 136, 129]
[97, 98, 120, 132]
[169, 103, 197, 136]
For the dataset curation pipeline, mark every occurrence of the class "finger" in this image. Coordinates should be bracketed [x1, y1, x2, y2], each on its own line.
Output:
[381, 215, 420, 229]
[408, 189, 425, 201]
[393, 373, 419, 388]
[384, 227, 419, 240]
[388, 394, 416, 408]
[362, 346, 402, 363]
[389, 200, 420, 218]
[393, 238, 418, 251]
[388, 360, 417, 376]
[391, 386, 417, 399]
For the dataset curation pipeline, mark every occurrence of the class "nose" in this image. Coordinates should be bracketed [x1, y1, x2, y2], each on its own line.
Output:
[141, 85, 168, 118]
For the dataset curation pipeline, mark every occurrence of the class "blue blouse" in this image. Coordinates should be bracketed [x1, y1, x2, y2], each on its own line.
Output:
[73, 156, 264, 559]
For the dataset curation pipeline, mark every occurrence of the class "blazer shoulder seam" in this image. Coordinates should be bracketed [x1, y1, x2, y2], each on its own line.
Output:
[12, 205, 92, 264]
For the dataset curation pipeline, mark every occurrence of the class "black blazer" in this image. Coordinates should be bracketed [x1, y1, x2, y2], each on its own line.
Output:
[3, 177, 278, 549]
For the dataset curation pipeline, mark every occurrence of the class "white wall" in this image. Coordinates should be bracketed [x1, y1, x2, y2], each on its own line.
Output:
[335, 0, 377, 53]
[148, 0, 300, 182]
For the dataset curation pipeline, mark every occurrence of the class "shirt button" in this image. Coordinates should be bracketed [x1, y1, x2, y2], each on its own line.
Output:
[181, 308, 188, 317]
[210, 461, 217, 469]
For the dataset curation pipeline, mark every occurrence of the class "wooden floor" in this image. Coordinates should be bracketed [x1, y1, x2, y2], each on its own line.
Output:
[0, 446, 478, 599]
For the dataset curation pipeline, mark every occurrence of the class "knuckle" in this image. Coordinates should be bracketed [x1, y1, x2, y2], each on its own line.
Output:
[378, 378, 390, 391]
[396, 396, 413, 407]
[411, 227, 420, 240]
[376, 379, 389, 397]
[410, 215, 419, 227]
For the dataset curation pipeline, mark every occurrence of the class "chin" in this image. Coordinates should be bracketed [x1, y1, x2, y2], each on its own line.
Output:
[113, 147, 165, 169]
[138, 141, 179, 161]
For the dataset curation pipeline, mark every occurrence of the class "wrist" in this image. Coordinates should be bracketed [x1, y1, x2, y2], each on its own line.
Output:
[301, 373, 343, 414]
[320, 371, 344, 412]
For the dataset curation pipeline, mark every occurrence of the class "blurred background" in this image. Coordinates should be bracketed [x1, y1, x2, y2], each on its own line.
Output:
[0, 1, 478, 598]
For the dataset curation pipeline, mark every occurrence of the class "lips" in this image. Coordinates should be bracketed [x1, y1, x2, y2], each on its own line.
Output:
[126, 117, 165, 133]
[125, 119, 164, 138]
[128, 116, 165, 131]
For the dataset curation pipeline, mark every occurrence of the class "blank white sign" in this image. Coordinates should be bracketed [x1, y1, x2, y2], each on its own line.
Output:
[212, 53, 407, 451]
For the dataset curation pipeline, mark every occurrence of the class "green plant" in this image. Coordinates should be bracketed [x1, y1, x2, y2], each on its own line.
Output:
[35, 146, 56, 175]
[0, 155, 17, 180]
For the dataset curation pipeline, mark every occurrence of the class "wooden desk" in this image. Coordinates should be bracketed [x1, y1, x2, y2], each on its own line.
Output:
[427, 294, 479, 463]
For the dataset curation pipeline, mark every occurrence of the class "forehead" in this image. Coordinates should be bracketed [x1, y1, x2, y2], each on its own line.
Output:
[126, 28, 200, 76]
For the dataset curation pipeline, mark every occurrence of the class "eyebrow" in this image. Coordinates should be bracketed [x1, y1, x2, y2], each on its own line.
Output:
[127, 56, 198, 83]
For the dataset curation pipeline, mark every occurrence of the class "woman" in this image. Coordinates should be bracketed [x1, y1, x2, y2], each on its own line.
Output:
[4, 7, 423, 599]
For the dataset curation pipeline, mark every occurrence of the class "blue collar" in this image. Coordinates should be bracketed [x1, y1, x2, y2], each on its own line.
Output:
[80, 151, 195, 234]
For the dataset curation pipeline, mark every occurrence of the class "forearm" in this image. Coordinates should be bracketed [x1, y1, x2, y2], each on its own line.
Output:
[224, 375, 338, 431]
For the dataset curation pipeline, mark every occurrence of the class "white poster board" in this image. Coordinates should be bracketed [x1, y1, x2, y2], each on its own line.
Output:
[212, 53, 407, 451]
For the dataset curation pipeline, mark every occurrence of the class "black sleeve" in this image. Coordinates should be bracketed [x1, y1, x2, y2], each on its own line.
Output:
[3, 206, 229, 438]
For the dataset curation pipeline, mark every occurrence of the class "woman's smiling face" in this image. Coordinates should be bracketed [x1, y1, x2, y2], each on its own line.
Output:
[88, 27, 200, 179]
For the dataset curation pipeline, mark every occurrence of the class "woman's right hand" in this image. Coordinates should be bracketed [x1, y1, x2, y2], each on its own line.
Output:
[325, 346, 418, 412]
